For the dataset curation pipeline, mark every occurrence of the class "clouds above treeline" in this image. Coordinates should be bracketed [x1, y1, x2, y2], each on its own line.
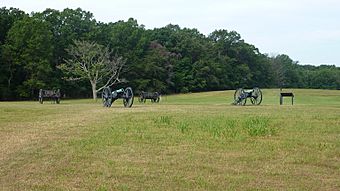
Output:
[1, 0, 340, 66]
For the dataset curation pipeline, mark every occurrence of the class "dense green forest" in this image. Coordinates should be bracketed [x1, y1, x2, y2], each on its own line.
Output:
[1, 7, 339, 100]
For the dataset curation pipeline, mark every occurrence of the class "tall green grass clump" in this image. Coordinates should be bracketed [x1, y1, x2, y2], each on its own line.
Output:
[244, 117, 276, 137]
[177, 121, 190, 133]
[198, 117, 243, 140]
[153, 115, 172, 128]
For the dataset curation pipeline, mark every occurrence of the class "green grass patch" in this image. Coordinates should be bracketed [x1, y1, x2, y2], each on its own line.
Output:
[244, 117, 276, 137]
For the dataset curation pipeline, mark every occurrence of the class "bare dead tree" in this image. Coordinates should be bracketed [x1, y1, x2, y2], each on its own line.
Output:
[59, 40, 125, 99]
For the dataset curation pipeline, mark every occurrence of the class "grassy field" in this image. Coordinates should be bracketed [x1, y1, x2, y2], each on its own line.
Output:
[1, 89, 340, 190]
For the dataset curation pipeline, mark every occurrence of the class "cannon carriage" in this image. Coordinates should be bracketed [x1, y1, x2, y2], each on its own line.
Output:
[138, 91, 160, 103]
[39, 89, 61, 104]
[101, 87, 134, 107]
[233, 87, 262, 106]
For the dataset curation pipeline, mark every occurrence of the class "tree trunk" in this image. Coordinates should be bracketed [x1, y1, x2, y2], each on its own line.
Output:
[91, 81, 97, 100]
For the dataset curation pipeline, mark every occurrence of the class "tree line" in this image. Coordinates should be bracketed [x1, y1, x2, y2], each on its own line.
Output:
[1, 7, 339, 100]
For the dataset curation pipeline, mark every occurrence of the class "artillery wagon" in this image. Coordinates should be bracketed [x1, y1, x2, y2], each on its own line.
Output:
[102, 87, 134, 107]
[138, 91, 160, 103]
[39, 89, 61, 104]
[233, 87, 262, 106]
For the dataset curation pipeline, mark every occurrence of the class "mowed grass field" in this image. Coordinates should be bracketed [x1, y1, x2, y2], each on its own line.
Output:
[1, 89, 340, 190]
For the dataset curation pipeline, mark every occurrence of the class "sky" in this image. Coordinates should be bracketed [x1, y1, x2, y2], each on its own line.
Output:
[1, 0, 340, 66]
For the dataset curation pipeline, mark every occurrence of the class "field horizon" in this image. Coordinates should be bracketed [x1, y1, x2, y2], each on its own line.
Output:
[1, 89, 339, 190]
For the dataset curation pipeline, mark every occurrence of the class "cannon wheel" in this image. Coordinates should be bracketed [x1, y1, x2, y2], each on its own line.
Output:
[102, 87, 113, 107]
[123, 87, 134, 107]
[153, 92, 160, 103]
[39, 89, 43, 104]
[151, 98, 159, 103]
[39, 97, 43, 104]
[234, 88, 246, 106]
[56, 89, 61, 104]
[138, 93, 143, 103]
[154, 92, 160, 103]
[56, 97, 60, 104]
[138, 92, 146, 103]
[250, 87, 262, 105]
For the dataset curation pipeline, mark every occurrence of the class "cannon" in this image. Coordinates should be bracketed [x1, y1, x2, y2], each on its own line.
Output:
[101, 87, 134, 107]
[39, 89, 61, 104]
[233, 87, 262, 106]
[138, 91, 160, 103]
